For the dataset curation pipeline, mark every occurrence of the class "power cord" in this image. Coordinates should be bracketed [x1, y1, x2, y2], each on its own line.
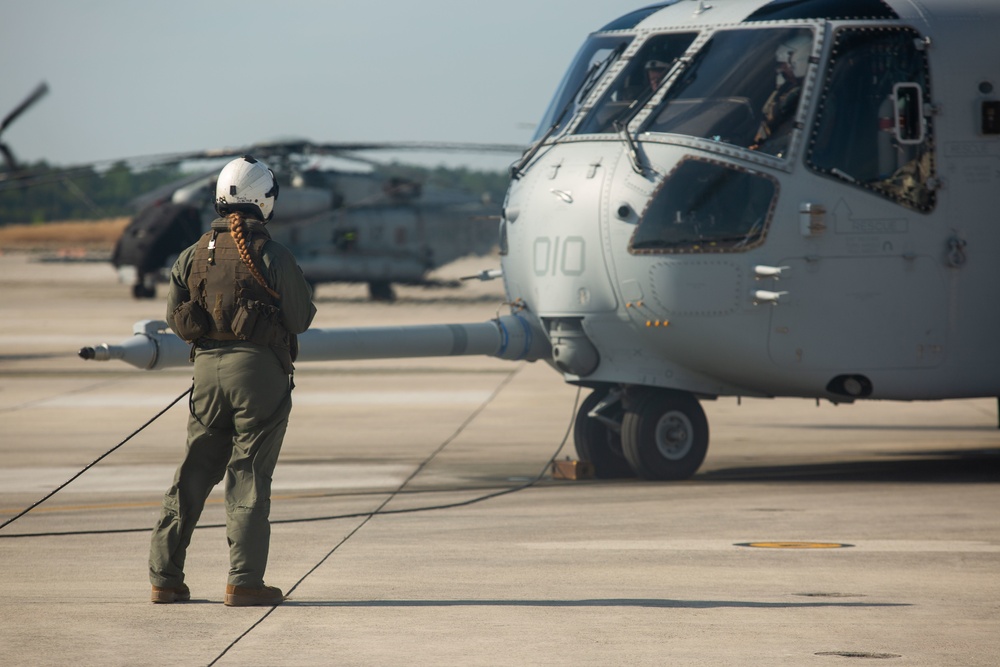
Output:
[0, 380, 583, 538]
[209, 376, 580, 666]
[0, 386, 192, 532]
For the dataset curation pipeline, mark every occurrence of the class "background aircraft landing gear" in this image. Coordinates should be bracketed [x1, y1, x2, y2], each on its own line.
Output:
[131, 273, 157, 299]
[621, 388, 709, 480]
[573, 387, 634, 478]
[368, 280, 396, 302]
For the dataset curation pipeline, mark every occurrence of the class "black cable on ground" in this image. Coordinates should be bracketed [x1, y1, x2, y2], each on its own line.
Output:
[284, 368, 577, 597]
[0, 362, 582, 665]
[0, 386, 192, 532]
[208, 372, 580, 666]
[1, 380, 585, 540]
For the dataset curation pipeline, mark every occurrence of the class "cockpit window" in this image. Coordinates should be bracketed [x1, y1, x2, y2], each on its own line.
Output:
[630, 158, 778, 254]
[641, 27, 814, 158]
[532, 35, 632, 142]
[575, 32, 698, 135]
[806, 27, 935, 211]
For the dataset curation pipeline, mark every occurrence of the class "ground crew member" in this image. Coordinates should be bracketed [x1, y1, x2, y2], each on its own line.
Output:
[148, 155, 316, 606]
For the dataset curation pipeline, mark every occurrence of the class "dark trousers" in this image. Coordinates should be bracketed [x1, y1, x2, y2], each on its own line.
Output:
[149, 342, 291, 589]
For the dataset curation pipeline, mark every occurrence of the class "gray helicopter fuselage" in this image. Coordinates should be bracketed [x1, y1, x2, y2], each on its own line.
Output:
[118, 165, 499, 297]
[501, 0, 1000, 402]
[80, 0, 1000, 480]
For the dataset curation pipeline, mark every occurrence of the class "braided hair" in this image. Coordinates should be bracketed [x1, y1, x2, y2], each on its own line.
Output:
[228, 212, 280, 299]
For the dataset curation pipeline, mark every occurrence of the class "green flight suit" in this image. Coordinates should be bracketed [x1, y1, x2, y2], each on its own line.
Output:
[149, 218, 316, 590]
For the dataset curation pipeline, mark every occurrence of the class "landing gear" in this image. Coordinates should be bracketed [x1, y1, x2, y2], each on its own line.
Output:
[621, 389, 709, 480]
[573, 388, 633, 479]
[368, 280, 396, 302]
[131, 273, 157, 299]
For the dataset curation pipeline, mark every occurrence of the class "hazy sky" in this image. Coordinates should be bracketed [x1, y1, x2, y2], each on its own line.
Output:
[0, 1, 633, 172]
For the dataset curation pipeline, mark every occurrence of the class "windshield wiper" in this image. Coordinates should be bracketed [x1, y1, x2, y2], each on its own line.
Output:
[511, 43, 627, 179]
[611, 55, 692, 176]
[615, 120, 646, 175]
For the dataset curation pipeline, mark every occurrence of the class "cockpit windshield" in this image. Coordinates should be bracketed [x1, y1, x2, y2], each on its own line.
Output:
[641, 27, 814, 158]
[575, 32, 698, 135]
[532, 34, 633, 142]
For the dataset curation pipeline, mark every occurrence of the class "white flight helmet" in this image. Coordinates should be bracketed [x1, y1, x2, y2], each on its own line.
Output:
[214, 155, 279, 221]
[774, 33, 812, 87]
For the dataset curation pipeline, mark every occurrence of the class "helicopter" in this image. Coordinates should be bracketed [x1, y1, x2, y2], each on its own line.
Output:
[108, 141, 523, 302]
[1, 87, 521, 302]
[83, 0, 1000, 481]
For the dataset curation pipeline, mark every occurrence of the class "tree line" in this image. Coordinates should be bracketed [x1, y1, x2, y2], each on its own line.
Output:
[0, 161, 186, 224]
[0, 161, 511, 226]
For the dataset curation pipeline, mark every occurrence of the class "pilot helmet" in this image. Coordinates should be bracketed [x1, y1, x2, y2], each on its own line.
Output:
[644, 59, 671, 88]
[645, 59, 670, 72]
[214, 155, 280, 222]
[774, 33, 812, 86]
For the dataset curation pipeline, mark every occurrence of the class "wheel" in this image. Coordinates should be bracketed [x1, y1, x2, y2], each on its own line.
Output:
[132, 280, 156, 299]
[368, 280, 396, 301]
[621, 389, 709, 480]
[573, 388, 634, 479]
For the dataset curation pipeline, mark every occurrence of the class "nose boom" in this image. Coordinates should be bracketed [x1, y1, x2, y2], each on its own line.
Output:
[79, 315, 550, 371]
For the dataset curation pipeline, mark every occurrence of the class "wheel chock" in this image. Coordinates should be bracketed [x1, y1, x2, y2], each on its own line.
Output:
[551, 458, 595, 480]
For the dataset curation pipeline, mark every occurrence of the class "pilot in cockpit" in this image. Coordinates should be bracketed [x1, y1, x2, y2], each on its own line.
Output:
[644, 59, 670, 92]
[750, 34, 811, 153]
[613, 58, 671, 103]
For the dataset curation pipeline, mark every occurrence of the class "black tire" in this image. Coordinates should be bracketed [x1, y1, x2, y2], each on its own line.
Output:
[368, 280, 396, 302]
[132, 281, 156, 299]
[573, 389, 634, 479]
[621, 389, 709, 480]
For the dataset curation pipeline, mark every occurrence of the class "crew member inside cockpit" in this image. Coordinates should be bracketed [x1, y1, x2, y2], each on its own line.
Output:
[750, 34, 811, 154]
[612, 58, 671, 104]
[644, 59, 670, 92]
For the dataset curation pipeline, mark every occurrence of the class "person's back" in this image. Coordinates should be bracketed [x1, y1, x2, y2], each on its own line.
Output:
[149, 155, 316, 607]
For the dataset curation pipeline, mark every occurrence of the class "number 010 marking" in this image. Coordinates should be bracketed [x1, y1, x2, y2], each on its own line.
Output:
[533, 236, 586, 277]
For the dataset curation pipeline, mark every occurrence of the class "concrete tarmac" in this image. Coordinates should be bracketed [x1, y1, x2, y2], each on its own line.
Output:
[1, 253, 999, 666]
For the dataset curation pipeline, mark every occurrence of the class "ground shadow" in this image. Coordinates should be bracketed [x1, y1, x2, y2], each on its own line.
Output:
[698, 448, 1000, 483]
[285, 598, 909, 609]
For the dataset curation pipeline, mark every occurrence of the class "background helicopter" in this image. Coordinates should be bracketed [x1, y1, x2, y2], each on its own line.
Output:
[0, 84, 522, 302]
[84, 0, 1000, 482]
[108, 140, 522, 301]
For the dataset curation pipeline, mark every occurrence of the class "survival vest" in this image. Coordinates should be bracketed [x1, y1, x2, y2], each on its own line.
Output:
[182, 219, 295, 372]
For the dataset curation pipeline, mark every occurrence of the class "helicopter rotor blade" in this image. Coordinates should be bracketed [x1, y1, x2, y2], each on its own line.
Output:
[308, 140, 527, 156]
[153, 139, 527, 163]
[1, 82, 50, 136]
[0, 82, 50, 172]
[0, 138, 527, 193]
